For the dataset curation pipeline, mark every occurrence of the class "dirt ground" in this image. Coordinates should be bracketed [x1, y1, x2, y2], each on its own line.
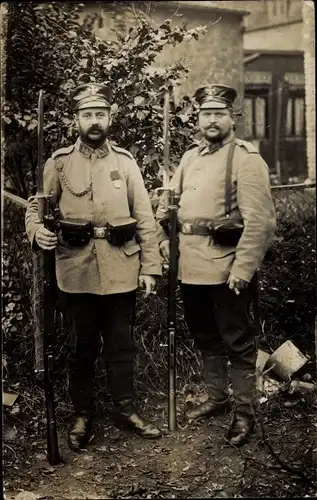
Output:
[3, 386, 317, 500]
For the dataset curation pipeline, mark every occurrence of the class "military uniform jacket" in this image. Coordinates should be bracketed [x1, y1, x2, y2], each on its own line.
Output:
[25, 138, 162, 295]
[156, 133, 276, 285]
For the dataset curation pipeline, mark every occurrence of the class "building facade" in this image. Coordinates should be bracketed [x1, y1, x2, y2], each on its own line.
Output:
[81, 1, 310, 182]
[81, 1, 247, 137]
[239, 0, 307, 182]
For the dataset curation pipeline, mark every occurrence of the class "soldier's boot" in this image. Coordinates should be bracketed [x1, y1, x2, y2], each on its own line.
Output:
[67, 412, 93, 451]
[112, 399, 162, 439]
[185, 355, 232, 421]
[226, 367, 256, 447]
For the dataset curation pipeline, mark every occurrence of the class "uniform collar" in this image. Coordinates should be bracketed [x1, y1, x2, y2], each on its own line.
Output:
[198, 131, 235, 156]
[75, 138, 110, 158]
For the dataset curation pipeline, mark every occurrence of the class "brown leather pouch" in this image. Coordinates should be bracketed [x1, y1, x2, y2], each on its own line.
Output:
[106, 217, 138, 247]
[59, 219, 92, 248]
[211, 218, 244, 246]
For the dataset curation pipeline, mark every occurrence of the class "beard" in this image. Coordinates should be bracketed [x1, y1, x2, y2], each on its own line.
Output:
[203, 125, 232, 144]
[79, 126, 108, 148]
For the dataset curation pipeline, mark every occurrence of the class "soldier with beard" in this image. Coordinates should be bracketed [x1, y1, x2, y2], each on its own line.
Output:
[156, 84, 276, 446]
[25, 83, 162, 451]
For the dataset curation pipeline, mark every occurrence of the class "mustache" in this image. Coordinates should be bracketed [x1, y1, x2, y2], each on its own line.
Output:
[88, 126, 104, 132]
[206, 125, 220, 130]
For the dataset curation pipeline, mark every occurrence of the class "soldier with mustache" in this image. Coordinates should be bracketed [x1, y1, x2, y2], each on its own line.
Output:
[25, 82, 163, 451]
[156, 85, 276, 446]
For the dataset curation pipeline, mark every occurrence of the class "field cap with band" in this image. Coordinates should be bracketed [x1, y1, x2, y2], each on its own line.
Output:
[71, 83, 112, 111]
[194, 84, 237, 110]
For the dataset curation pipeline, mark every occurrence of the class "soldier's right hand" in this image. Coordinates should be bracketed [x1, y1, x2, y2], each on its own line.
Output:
[35, 226, 58, 250]
[159, 240, 170, 264]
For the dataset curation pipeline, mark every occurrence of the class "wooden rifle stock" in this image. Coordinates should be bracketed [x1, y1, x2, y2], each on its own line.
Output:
[251, 270, 262, 339]
[167, 189, 178, 431]
[159, 89, 178, 431]
[32, 90, 60, 465]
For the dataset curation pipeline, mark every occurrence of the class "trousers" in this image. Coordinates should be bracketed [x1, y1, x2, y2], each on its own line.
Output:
[59, 290, 137, 416]
[180, 282, 256, 371]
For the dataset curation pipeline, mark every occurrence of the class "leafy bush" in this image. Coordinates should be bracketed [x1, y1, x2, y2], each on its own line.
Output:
[3, 2, 206, 197]
[260, 190, 316, 355]
[2, 200, 34, 381]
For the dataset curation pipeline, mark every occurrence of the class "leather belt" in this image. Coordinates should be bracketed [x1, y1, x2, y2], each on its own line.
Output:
[180, 223, 212, 236]
[93, 227, 109, 239]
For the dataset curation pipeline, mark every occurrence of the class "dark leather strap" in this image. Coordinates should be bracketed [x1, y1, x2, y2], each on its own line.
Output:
[224, 141, 236, 216]
[180, 223, 211, 236]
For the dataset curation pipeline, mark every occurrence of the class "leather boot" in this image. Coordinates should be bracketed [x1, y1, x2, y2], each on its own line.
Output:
[112, 399, 162, 439]
[185, 355, 231, 421]
[226, 367, 256, 446]
[67, 413, 92, 451]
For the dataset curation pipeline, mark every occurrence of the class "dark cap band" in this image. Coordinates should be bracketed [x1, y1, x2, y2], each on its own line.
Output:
[71, 83, 112, 111]
[194, 84, 237, 110]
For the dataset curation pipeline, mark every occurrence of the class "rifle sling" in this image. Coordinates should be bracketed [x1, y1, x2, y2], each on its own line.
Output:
[224, 140, 236, 216]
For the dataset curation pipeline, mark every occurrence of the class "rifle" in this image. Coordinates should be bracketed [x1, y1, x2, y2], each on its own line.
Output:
[251, 270, 262, 341]
[29, 90, 60, 465]
[157, 90, 178, 431]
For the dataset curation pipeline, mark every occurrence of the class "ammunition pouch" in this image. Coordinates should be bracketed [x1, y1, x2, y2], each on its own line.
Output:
[58, 219, 92, 248]
[58, 217, 138, 249]
[105, 218, 138, 247]
[211, 218, 244, 247]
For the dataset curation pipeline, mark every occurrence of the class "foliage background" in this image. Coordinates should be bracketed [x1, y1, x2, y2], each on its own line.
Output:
[3, 2, 206, 198]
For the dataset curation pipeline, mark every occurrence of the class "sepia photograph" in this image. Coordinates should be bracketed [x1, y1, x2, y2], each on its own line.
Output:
[1, 1, 316, 499]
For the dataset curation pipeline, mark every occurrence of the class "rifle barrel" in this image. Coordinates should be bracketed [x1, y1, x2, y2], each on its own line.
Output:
[167, 197, 178, 431]
[35, 90, 60, 464]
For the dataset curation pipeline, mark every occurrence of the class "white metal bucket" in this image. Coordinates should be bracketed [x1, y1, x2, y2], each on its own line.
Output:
[267, 340, 308, 381]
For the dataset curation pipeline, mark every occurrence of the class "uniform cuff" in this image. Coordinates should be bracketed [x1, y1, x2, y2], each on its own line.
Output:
[140, 263, 163, 277]
[29, 224, 43, 252]
[230, 264, 253, 283]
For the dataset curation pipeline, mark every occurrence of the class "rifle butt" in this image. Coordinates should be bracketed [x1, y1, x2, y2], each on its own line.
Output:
[251, 271, 262, 339]
[168, 326, 176, 431]
[44, 352, 60, 465]
[43, 248, 60, 465]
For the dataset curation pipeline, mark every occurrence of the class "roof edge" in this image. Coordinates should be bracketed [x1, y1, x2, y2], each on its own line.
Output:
[155, 1, 250, 17]
[245, 18, 302, 33]
[244, 49, 304, 57]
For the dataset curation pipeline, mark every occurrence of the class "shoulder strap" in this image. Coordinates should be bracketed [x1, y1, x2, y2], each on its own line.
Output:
[51, 144, 74, 159]
[110, 143, 134, 160]
[224, 141, 236, 216]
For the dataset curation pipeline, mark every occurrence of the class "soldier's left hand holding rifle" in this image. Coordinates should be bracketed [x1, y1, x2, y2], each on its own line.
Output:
[35, 226, 58, 250]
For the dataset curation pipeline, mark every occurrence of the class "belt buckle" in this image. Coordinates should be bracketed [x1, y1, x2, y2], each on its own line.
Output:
[182, 223, 193, 235]
[94, 227, 106, 238]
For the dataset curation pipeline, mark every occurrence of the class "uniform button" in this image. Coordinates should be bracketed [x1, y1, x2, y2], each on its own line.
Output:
[93, 249, 97, 255]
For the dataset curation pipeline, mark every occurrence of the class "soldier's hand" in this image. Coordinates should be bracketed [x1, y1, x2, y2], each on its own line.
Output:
[139, 274, 156, 298]
[35, 226, 58, 251]
[159, 240, 170, 265]
[227, 273, 249, 295]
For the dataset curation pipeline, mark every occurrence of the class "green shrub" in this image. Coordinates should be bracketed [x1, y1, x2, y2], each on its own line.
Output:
[2, 200, 34, 381]
[3, 3, 205, 197]
[260, 190, 316, 355]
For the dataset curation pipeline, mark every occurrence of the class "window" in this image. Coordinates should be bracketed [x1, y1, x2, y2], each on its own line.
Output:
[272, 2, 277, 16]
[286, 95, 305, 137]
[244, 91, 269, 139]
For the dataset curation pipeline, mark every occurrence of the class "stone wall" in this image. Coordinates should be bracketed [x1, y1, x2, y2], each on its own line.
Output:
[243, 21, 304, 51]
[80, 2, 245, 135]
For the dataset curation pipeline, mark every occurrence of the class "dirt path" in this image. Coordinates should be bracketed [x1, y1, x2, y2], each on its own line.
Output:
[4, 392, 316, 499]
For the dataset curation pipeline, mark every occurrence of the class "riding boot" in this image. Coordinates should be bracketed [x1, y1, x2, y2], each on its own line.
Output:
[226, 367, 256, 446]
[68, 411, 93, 451]
[185, 355, 231, 421]
[112, 398, 162, 439]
